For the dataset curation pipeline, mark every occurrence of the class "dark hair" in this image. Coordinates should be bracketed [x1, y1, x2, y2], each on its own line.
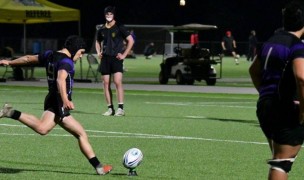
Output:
[63, 35, 86, 59]
[283, 1, 304, 31]
[104, 6, 116, 15]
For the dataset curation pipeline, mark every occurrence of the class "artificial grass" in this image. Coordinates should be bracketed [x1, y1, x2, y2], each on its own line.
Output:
[1, 86, 304, 179]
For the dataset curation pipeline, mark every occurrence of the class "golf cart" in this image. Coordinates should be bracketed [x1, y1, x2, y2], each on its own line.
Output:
[159, 24, 222, 85]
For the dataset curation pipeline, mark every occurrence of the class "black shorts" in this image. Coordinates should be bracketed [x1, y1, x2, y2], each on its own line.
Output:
[222, 49, 235, 56]
[256, 97, 304, 146]
[44, 92, 70, 119]
[98, 55, 123, 75]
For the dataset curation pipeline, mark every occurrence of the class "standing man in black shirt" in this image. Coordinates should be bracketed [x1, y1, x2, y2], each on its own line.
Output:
[95, 6, 134, 116]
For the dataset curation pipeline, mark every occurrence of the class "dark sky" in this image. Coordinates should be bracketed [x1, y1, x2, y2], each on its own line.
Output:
[0, 0, 290, 50]
[45, 0, 289, 42]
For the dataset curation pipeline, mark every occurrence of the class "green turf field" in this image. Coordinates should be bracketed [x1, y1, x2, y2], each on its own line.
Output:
[123, 55, 253, 87]
[0, 86, 304, 179]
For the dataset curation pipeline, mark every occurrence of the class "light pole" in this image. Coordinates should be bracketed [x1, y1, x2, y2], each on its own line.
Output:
[180, 0, 185, 6]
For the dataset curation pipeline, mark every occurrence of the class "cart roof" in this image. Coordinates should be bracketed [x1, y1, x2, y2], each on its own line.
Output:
[166, 23, 218, 32]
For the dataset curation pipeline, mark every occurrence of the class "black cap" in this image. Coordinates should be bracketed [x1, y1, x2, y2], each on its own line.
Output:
[63, 35, 86, 59]
[104, 6, 116, 15]
[283, 0, 304, 31]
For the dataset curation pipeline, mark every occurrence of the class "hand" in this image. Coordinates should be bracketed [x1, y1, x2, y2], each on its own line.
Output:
[97, 52, 103, 59]
[116, 53, 125, 60]
[0, 60, 10, 66]
[63, 100, 74, 110]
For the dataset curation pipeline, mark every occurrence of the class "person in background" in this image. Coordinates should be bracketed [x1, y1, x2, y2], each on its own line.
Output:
[143, 42, 155, 59]
[247, 30, 258, 61]
[221, 30, 240, 65]
[190, 33, 199, 45]
[0, 35, 112, 175]
[95, 6, 134, 116]
[124, 29, 136, 59]
[249, 1, 304, 179]
[128, 29, 136, 58]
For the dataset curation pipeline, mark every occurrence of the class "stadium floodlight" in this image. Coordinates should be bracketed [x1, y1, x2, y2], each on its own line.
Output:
[180, 0, 185, 6]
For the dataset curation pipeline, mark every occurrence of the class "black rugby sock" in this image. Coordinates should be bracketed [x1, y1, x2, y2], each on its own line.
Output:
[108, 104, 114, 110]
[11, 110, 21, 120]
[89, 156, 102, 168]
[118, 103, 124, 110]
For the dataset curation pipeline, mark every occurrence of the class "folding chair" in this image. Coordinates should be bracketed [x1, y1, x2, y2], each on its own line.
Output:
[1, 66, 12, 79]
[1, 57, 13, 79]
[86, 54, 100, 82]
[1, 47, 14, 79]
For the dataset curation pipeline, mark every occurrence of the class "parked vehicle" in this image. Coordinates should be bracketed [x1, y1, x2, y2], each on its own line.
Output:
[159, 24, 222, 85]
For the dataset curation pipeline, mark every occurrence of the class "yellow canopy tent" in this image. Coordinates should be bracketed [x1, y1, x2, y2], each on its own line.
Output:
[0, 0, 80, 53]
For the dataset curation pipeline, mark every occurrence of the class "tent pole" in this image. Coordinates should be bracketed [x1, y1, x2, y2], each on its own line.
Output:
[74, 19, 92, 82]
[78, 20, 81, 36]
[23, 21, 26, 54]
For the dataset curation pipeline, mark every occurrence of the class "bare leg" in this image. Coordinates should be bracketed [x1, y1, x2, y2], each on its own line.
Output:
[232, 51, 238, 59]
[18, 110, 57, 135]
[232, 51, 239, 64]
[268, 143, 302, 180]
[113, 72, 124, 104]
[102, 74, 113, 105]
[59, 115, 95, 159]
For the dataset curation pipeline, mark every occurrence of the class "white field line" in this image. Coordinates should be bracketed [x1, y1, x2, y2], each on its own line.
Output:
[0, 123, 267, 146]
[0, 89, 257, 100]
[185, 116, 206, 119]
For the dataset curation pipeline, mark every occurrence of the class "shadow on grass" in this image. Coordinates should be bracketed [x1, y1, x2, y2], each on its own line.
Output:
[0, 166, 127, 177]
[2, 101, 42, 105]
[0, 159, 127, 176]
[207, 117, 258, 125]
[0, 166, 92, 175]
[129, 114, 258, 125]
[0, 167, 22, 174]
[71, 110, 99, 115]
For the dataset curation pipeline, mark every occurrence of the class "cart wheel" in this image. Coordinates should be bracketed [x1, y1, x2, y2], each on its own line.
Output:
[176, 71, 185, 85]
[206, 78, 216, 86]
[159, 71, 169, 84]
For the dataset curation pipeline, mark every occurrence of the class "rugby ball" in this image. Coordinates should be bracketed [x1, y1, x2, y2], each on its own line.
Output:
[122, 148, 143, 169]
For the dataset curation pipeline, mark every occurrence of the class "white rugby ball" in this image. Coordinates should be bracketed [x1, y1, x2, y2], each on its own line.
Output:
[122, 148, 143, 169]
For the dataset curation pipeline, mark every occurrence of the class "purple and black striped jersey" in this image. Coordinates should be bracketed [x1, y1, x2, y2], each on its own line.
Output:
[259, 31, 304, 101]
[38, 50, 75, 100]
